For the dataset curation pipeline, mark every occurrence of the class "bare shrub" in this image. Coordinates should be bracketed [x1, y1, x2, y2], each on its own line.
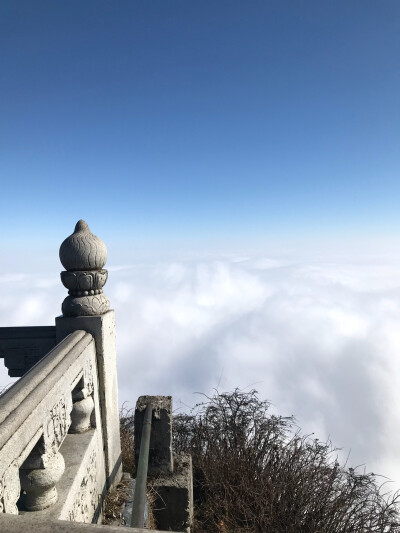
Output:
[120, 403, 136, 476]
[173, 389, 400, 533]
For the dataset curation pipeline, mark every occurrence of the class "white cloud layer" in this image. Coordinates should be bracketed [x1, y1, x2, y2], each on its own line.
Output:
[2, 250, 400, 491]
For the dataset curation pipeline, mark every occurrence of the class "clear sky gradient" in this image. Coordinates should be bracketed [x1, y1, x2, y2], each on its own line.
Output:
[1, 1, 400, 249]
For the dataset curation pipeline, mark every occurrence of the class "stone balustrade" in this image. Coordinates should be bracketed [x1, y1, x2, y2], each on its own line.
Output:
[0, 329, 107, 521]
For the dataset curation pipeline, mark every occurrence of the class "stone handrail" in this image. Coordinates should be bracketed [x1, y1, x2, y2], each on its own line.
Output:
[0, 330, 91, 441]
[0, 330, 99, 516]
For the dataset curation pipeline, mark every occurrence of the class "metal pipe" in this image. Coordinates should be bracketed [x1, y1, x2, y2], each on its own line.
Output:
[130, 403, 153, 528]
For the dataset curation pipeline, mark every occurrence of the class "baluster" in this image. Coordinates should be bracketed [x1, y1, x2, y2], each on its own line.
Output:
[19, 393, 71, 512]
[19, 438, 65, 511]
[69, 378, 94, 434]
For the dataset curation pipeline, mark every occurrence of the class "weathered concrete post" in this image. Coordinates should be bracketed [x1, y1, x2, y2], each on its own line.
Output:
[55, 220, 122, 489]
[134, 396, 174, 476]
[135, 396, 193, 533]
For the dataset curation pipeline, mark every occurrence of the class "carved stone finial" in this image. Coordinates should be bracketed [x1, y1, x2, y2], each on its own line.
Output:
[60, 221, 110, 317]
[59, 219, 107, 271]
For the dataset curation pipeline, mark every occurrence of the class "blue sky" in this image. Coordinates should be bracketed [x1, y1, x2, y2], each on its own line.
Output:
[1, 1, 400, 250]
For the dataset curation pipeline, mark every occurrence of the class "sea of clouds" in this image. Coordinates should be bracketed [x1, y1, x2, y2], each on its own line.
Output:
[2, 249, 400, 492]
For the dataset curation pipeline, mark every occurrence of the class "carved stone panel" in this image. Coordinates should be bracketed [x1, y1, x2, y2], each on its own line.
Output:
[83, 356, 94, 397]
[68, 448, 98, 523]
[44, 394, 72, 454]
[0, 461, 20, 515]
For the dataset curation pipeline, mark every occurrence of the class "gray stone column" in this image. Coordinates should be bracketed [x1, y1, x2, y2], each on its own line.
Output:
[55, 220, 122, 489]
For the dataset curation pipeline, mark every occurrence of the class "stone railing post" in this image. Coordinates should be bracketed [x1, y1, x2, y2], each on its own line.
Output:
[55, 220, 122, 489]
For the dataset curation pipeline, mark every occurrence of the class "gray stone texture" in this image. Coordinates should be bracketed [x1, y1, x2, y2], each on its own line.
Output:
[59, 220, 110, 317]
[20, 451, 65, 511]
[0, 514, 175, 532]
[59, 220, 107, 271]
[61, 293, 110, 318]
[151, 454, 194, 533]
[134, 395, 173, 476]
[28, 429, 107, 523]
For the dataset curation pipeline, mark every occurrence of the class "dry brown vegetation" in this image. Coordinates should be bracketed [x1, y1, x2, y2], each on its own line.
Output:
[173, 389, 400, 533]
[120, 403, 136, 476]
[119, 390, 400, 532]
[102, 475, 131, 525]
